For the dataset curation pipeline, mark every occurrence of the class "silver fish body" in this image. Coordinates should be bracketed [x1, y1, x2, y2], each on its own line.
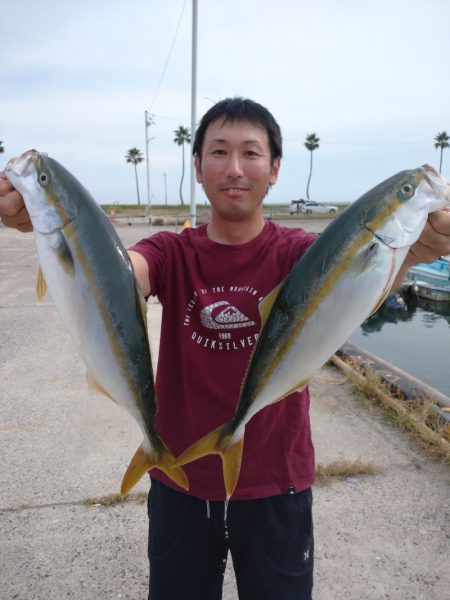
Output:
[175, 165, 450, 498]
[5, 150, 188, 496]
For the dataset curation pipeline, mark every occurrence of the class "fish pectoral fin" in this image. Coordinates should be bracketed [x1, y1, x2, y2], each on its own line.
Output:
[258, 281, 284, 327]
[55, 233, 75, 276]
[36, 266, 47, 300]
[174, 427, 244, 500]
[351, 241, 380, 277]
[120, 442, 189, 499]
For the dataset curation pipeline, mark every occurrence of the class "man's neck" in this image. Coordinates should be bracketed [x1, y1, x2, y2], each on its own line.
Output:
[206, 215, 266, 245]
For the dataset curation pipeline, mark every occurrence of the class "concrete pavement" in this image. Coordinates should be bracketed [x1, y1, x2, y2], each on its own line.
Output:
[1, 222, 449, 599]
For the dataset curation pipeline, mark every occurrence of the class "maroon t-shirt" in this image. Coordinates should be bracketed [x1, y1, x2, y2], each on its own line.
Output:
[131, 221, 317, 500]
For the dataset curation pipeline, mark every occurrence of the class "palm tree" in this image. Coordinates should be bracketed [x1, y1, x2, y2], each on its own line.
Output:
[0, 141, 4, 154]
[304, 133, 320, 200]
[173, 126, 191, 205]
[434, 131, 449, 173]
[125, 147, 144, 205]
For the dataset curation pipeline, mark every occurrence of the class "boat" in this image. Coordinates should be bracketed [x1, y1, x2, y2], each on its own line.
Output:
[407, 257, 450, 284]
[402, 257, 450, 303]
[402, 280, 450, 302]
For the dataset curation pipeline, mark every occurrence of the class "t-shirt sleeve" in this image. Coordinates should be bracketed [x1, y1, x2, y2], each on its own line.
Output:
[129, 232, 171, 298]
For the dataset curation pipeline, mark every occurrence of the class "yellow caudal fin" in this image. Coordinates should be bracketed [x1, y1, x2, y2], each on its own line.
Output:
[174, 427, 245, 499]
[120, 442, 189, 498]
[222, 438, 244, 500]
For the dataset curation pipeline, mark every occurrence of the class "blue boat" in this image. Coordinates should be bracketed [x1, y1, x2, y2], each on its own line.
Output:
[403, 257, 450, 302]
[407, 256, 450, 283]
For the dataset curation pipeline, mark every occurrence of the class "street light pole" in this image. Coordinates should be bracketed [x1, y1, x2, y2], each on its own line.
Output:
[190, 0, 198, 227]
[164, 172, 168, 206]
[145, 111, 155, 233]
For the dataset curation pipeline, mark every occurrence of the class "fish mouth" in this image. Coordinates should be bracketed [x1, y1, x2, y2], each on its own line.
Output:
[420, 164, 447, 196]
[5, 149, 50, 184]
[6, 149, 37, 178]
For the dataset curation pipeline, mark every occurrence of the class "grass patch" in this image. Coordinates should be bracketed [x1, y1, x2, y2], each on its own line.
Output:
[315, 460, 382, 486]
[331, 355, 450, 462]
[84, 491, 148, 507]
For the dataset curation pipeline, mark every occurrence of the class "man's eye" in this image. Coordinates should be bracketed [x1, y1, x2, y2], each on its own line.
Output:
[212, 149, 226, 155]
[245, 151, 258, 157]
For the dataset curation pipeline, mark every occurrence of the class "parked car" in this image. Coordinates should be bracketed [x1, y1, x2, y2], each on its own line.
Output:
[289, 199, 338, 215]
[289, 199, 306, 214]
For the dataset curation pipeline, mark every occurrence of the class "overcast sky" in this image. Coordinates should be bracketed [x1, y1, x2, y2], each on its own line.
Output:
[2, 0, 449, 208]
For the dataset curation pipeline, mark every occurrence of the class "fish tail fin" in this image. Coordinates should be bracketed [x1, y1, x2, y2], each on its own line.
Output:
[174, 426, 245, 499]
[222, 437, 245, 500]
[120, 442, 189, 499]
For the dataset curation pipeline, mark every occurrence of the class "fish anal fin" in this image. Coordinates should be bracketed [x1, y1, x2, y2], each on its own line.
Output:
[258, 282, 283, 327]
[36, 266, 47, 300]
[121, 442, 189, 499]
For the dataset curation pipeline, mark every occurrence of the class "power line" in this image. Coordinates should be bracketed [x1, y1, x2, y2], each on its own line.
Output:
[323, 140, 432, 147]
[287, 138, 432, 147]
[149, 0, 188, 111]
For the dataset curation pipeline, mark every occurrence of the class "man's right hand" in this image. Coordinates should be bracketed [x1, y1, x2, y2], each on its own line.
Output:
[0, 173, 32, 232]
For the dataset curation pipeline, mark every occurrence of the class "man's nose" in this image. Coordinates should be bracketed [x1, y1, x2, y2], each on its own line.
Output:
[225, 154, 244, 177]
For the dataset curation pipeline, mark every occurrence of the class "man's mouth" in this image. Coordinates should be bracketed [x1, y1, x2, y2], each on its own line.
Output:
[220, 185, 250, 196]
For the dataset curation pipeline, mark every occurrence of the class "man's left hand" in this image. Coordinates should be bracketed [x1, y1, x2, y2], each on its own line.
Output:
[406, 208, 450, 267]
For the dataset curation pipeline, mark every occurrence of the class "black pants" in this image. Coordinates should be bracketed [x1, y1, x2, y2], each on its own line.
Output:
[148, 479, 314, 600]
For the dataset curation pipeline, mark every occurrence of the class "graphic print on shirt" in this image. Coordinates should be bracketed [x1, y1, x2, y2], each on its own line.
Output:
[183, 284, 265, 352]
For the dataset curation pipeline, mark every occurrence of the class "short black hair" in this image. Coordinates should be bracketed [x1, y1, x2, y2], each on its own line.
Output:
[193, 97, 282, 163]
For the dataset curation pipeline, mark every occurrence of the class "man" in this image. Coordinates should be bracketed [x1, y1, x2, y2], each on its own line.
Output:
[1, 98, 450, 600]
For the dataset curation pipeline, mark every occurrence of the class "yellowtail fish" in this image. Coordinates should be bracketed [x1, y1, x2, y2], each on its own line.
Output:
[5, 150, 188, 497]
[175, 165, 449, 498]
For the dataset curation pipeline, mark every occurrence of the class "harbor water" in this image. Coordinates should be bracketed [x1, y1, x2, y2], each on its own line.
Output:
[350, 295, 450, 398]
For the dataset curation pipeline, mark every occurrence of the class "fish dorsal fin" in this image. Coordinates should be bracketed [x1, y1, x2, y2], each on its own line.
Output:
[36, 266, 47, 300]
[258, 281, 283, 328]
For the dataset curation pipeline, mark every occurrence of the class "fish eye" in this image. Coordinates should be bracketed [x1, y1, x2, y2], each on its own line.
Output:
[38, 172, 50, 186]
[398, 182, 414, 200]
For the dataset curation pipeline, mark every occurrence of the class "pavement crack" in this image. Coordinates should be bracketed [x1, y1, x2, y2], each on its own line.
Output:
[0, 491, 147, 513]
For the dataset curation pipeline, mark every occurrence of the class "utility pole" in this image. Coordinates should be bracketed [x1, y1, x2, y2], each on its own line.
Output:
[190, 0, 198, 227]
[164, 172, 168, 206]
[144, 111, 155, 232]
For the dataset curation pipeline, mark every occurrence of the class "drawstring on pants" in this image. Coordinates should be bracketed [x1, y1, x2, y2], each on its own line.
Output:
[204, 499, 229, 523]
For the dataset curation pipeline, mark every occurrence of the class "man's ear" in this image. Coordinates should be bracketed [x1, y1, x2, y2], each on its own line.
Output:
[194, 154, 203, 183]
[269, 157, 281, 185]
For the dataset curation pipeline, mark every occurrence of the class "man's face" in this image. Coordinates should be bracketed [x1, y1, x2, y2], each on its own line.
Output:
[194, 118, 280, 222]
